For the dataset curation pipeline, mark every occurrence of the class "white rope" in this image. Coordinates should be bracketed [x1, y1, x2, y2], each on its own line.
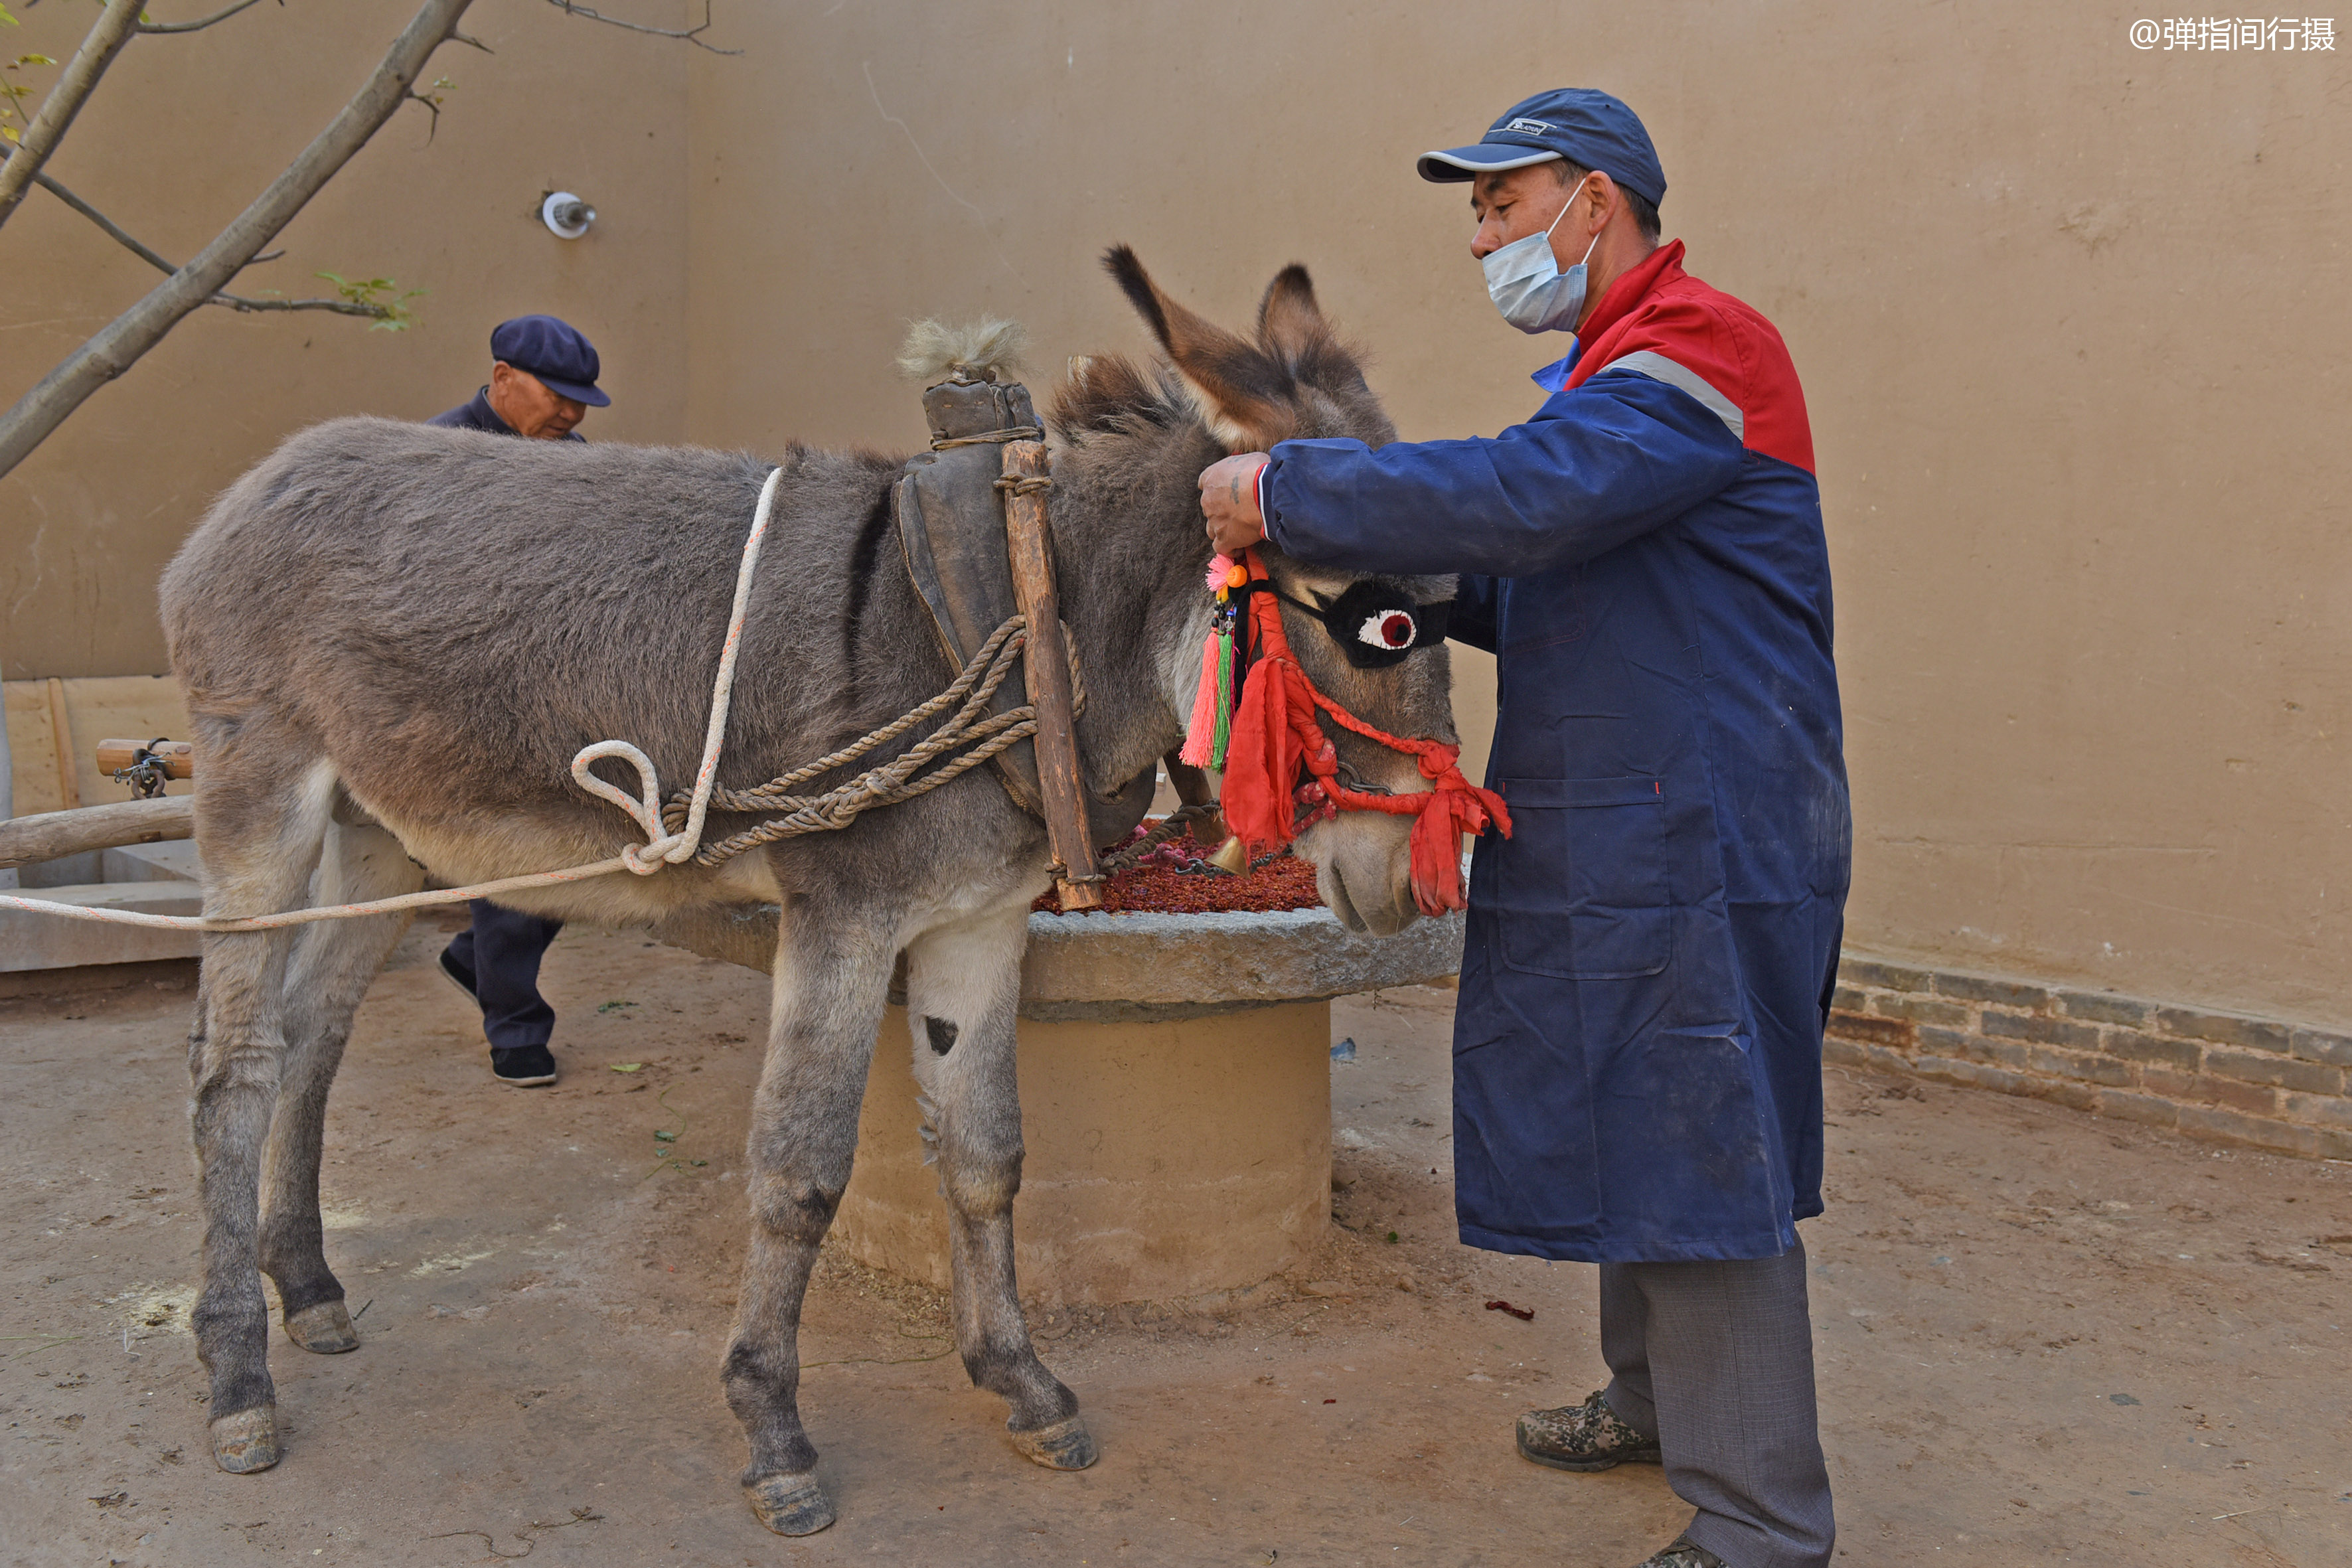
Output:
[0, 467, 787, 935]
[572, 464, 781, 874]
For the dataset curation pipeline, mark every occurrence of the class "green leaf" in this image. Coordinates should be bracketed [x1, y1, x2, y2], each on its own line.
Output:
[609, 1062, 645, 1074]
[652, 1130, 677, 1142]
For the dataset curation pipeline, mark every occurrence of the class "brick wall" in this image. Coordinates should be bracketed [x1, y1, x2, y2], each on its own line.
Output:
[1828, 957, 2352, 1162]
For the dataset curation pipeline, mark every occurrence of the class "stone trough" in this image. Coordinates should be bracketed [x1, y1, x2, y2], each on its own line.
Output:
[662, 901, 1461, 1304]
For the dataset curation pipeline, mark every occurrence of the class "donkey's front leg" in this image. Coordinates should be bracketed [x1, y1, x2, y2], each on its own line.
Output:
[904, 896, 1096, 1471]
[725, 900, 895, 1537]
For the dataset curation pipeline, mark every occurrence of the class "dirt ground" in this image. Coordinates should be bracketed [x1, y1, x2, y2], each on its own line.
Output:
[1, 921, 2346, 1568]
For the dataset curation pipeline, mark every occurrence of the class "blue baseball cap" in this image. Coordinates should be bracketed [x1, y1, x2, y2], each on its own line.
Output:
[1416, 88, 1667, 209]
[489, 314, 611, 407]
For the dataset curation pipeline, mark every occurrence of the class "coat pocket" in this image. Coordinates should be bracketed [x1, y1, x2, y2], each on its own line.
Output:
[1492, 776, 1672, 980]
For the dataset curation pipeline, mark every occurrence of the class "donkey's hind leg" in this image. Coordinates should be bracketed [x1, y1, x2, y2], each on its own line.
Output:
[261, 809, 424, 1355]
[724, 896, 896, 1536]
[185, 745, 338, 1474]
[903, 895, 1095, 1472]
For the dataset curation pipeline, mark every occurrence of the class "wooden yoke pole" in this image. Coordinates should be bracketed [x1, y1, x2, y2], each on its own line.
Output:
[0, 795, 192, 871]
[94, 739, 195, 779]
[1000, 439, 1104, 912]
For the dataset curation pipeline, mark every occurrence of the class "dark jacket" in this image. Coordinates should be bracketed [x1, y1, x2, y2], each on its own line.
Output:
[1259, 241, 1849, 1263]
[425, 388, 586, 441]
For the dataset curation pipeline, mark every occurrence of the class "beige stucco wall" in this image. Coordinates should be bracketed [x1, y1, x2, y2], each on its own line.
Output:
[7, 3, 2351, 1026]
[682, 3, 2352, 1022]
[0, 0, 693, 680]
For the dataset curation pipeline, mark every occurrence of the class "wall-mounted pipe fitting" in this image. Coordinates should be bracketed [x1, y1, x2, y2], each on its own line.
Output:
[541, 191, 595, 239]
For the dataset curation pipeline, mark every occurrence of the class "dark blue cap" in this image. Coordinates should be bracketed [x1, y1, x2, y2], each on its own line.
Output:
[489, 314, 610, 407]
[1416, 88, 1666, 208]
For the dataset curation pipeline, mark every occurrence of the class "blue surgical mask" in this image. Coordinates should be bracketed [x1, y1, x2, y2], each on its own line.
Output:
[1482, 188, 1602, 335]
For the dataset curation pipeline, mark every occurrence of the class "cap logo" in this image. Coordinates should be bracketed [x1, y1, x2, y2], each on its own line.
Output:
[1504, 118, 1554, 135]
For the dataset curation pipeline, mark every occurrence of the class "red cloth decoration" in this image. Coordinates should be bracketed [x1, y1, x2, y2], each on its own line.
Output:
[1218, 551, 1511, 915]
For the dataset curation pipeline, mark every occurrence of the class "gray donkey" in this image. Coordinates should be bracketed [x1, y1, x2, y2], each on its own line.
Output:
[156, 250, 1460, 1535]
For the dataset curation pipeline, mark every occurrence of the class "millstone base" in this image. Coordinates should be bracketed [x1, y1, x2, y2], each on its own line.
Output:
[835, 1001, 1332, 1304]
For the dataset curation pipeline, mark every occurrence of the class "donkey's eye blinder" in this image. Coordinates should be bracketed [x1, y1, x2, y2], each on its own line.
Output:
[1245, 578, 1452, 668]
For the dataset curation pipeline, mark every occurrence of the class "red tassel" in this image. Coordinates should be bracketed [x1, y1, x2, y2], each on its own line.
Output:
[1178, 632, 1222, 767]
[1219, 655, 1302, 852]
[1406, 778, 1508, 915]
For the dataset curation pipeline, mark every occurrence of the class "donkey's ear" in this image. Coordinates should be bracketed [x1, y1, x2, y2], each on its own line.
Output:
[1103, 245, 1296, 451]
[1257, 264, 1328, 363]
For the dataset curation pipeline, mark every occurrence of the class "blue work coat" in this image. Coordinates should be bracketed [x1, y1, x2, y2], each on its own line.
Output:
[426, 388, 586, 441]
[1259, 242, 1849, 1262]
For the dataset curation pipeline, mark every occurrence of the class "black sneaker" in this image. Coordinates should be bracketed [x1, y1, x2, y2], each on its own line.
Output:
[490, 1044, 558, 1087]
[1630, 1538, 1726, 1568]
[437, 947, 479, 1002]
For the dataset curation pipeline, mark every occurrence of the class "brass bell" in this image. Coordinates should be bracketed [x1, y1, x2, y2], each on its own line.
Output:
[1206, 835, 1250, 876]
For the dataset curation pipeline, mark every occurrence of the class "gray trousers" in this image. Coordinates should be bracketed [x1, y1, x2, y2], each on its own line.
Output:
[1600, 1236, 1836, 1568]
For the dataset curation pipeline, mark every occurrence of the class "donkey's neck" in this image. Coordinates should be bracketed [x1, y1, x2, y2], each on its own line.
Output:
[1050, 433, 1223, 797]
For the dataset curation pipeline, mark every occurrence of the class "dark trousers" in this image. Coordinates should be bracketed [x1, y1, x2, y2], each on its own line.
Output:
[443, 900, 564, 1050]
[1601, 1236, 1836, 1568]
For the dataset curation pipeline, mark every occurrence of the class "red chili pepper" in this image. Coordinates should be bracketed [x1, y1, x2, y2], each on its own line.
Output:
[1484, 1299, 1535, 1321]
[1031, 825, 1323, 916]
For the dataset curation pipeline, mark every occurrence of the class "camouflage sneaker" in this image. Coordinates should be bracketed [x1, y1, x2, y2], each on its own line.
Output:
[1630, 1537, 1727, 1568]
[1515, 1389, 1663, 1472]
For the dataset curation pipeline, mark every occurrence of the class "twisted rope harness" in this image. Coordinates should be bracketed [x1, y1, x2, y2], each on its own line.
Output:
[659, 607, 1085, 865]
[0, 464, 1113, 933]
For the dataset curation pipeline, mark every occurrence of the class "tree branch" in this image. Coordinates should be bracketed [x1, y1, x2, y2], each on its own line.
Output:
[540, 0, 738, 54]
[136, 0, 276, 36]
[0, 0, 476, 478]
[23, 166, 320, 312]
[204, 293, 394, 319]
[0, 0, 145, 236]
[25, 163, 175, 273]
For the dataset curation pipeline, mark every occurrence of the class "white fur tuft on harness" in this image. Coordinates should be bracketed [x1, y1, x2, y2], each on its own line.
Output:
[896, 318, 1028, 385]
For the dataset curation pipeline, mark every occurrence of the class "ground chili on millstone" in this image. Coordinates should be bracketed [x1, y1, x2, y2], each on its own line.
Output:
[1031, 821, 1322, 915]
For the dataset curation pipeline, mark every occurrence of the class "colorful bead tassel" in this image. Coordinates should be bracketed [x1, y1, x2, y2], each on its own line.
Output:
[1179, 629, 1223, 767]
[1181, 554, 1245, 769]
[1210, 627, 1233, 769]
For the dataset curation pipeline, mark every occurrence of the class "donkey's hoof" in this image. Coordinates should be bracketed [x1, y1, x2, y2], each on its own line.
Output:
[283, 1301, 358, 1354]
[745, 1472, 835, 1535]
[1010, 1414, 1099, 1470]
[209, 1406, 281, 1474]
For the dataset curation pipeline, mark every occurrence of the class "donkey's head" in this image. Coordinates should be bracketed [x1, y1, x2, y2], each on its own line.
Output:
[1053, 248, 1461, 936]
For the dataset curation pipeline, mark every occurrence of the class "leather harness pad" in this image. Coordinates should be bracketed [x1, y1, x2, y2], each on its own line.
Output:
[894, 376, 1154, 847]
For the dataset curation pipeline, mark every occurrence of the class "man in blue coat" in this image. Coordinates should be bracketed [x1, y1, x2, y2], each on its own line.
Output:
[425, 314, 611, 1086]
[1200, 92, 1849, 1568]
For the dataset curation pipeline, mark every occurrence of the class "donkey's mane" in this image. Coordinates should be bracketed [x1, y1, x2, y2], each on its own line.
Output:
[1047, 355, 1190, 444]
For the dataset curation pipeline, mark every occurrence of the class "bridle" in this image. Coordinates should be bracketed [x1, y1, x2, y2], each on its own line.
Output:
[1181, 548, 1510, 915]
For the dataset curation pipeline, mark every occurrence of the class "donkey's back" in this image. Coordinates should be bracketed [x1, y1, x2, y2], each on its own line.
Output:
[161, 416, 912, 896]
